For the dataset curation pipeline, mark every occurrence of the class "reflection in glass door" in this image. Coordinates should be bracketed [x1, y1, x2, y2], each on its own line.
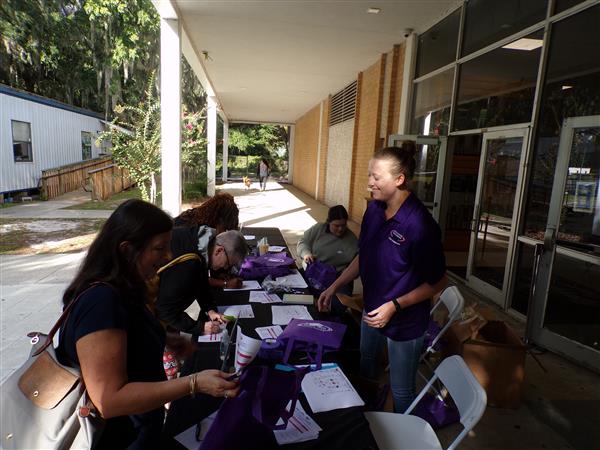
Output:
[387, 134, 448, 222]
[467, 129, 528, 305]
[531, 116, 600, 372]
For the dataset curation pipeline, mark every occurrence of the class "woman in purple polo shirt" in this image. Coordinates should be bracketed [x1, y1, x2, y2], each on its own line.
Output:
[318, 144, 447, 413]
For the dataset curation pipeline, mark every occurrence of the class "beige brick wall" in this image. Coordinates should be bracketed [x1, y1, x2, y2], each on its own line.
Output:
[348, 57, 386, 223]
[388, 43, 406, 136]
[292, 103, 321, 197]
[292, 43, 406, 223]
[317, 98, 330, 202]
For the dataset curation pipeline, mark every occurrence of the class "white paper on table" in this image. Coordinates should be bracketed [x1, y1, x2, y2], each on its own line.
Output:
[271, 305, 313, 325]
[197, 331, 223, 343]
[218, 304, 255, 318]
[273, 402, 321, 445]
[275, 269, 308, 289]
[244, 235, 256, 240]
[235, 325, 262, 372]
[223, 280, 262, 291]
[268, 245, 286, 252]
[301, 366, 364, 413]
[255, 325, 284, 340]
[249, 291, 282, 303]
[174, 412, 217, 448]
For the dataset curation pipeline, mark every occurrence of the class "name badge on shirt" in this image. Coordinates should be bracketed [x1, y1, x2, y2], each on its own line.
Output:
[388, 230, 406, 246]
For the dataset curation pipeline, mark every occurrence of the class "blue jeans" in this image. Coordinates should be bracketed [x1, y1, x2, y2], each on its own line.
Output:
[359, 319, 424, 413]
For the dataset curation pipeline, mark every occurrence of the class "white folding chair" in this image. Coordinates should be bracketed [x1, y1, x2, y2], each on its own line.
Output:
[423, 286, 465, 361]
[416, 285, 466, 386]
[365, 355, 487, 450]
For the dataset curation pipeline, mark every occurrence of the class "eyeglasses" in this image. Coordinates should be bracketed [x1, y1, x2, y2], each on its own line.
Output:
[221, 245, 232, 270]
[221, 245, 240, 273]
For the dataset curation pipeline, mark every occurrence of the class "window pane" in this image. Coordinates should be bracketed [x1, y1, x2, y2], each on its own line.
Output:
[453, 30, 542, 131]
[410, 68, 454, 135]
[444, 134, 483, 279]
[13, 143, 32, 161]
[511, 241, 536, 314]
[544, 253, 600, 351]
[462, 0, 547, 57]
[471, 136, 524, 289]
[416, 8, 460, 77]
[82, 132, 92, 160]
[558, 128, 600, 252]
[12, 121, 31, 142]
[554, 0, 585, 14]
[524, 5, 600, 238]
[412, 141, 442, 207]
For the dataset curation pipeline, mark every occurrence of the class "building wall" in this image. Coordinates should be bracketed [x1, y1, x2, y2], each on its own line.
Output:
[388, 44, 406, 136]
[324, 119, 354, 209]
[348, 57, 386, 223]
[1, 92, 103, 193]
[291, 44, 407, 223]
[316, 98, 330, 203]
[292, 103, 321, 197]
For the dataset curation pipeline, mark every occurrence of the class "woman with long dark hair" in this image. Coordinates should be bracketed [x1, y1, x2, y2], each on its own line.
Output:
[318, 144, 447, 413]
[58, 199, 238, 449]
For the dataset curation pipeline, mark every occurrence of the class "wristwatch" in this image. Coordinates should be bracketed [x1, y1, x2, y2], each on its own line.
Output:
[392, 298, 402, 313]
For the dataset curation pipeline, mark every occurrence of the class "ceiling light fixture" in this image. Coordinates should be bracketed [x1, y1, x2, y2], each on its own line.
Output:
[502, 38, 543, 51]
[367, 7, 381, 14]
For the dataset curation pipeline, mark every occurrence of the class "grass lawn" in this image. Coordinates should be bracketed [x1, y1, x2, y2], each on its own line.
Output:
[63, 187, 142, 210]
[0, 202, 19, 209]
[0, 218, 105, 254]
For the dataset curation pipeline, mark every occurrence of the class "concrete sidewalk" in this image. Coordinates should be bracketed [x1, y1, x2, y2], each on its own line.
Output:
[1, 180, 599, 449]
[0, 190, 111, 220]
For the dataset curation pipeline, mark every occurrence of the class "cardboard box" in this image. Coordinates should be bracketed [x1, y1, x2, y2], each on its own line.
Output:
[443, 319, 526, 409]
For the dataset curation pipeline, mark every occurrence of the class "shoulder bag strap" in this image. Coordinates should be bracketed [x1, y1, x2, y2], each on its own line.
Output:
[156, 253, 201, 275]
[32, 281, 108, 356]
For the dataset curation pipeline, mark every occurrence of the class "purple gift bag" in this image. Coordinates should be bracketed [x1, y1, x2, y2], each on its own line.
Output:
[305, 260, 337, 294]
[238, 252, 294, 280]
[411, 393, 460, 429]
[423, 319, 442, 352]
[199, 365, 307, 450]
[277, 319, 346, 370]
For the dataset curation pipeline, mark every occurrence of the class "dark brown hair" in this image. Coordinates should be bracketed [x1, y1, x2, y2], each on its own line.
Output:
[326, 205, 349, 223]
[373, 142, 417, 181]
[63, 199, 173, 306]
[174, 193, 239, 231]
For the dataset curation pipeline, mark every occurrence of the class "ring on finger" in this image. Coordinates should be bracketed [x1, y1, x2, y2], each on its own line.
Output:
[224, 391, 229, 399]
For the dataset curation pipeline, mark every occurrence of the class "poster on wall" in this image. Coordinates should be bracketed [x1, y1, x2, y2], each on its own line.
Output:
[573, 181, 596, 213]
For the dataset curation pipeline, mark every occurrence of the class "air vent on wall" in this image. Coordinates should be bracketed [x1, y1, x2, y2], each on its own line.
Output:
[329, 80, 357, 126]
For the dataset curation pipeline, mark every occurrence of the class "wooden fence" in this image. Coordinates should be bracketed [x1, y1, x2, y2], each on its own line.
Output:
[89, 164, 134, 201]
[40, 156, 112, 199]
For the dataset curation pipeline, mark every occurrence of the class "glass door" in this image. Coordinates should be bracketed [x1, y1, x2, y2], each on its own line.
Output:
[530, 116, 600, 372]
[387, 134, 448, 223]
[466, 128, 529, 305]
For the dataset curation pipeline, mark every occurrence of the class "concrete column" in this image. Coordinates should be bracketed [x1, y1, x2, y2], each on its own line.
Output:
[160, 18, 182, 217]
[207, 96, 217, 197]
[287, 125, 295, 184]
[398, 32, 417, 134]
[222, 120, 229, 182]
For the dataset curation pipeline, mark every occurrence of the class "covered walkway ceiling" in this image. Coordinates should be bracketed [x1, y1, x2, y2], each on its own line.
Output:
[163, 0, 461, 124]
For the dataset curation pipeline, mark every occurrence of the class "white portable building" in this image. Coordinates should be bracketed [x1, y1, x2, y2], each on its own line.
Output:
[0, 85, 105, 195]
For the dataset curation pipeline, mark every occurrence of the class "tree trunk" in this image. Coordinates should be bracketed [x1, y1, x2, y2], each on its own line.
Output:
[150, 173, 157, 204]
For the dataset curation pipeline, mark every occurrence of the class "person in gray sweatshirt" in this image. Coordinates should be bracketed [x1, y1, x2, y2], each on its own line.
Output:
[298, 206, 358, 313]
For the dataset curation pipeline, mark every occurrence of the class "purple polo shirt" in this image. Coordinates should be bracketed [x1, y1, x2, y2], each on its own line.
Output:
[358, 193, 446, 341]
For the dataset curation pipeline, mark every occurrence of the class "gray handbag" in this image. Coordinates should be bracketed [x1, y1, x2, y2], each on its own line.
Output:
[1, 285, 104, 449]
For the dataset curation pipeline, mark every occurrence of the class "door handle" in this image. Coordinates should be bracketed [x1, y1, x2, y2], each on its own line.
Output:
[543, 227, 555, 251]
